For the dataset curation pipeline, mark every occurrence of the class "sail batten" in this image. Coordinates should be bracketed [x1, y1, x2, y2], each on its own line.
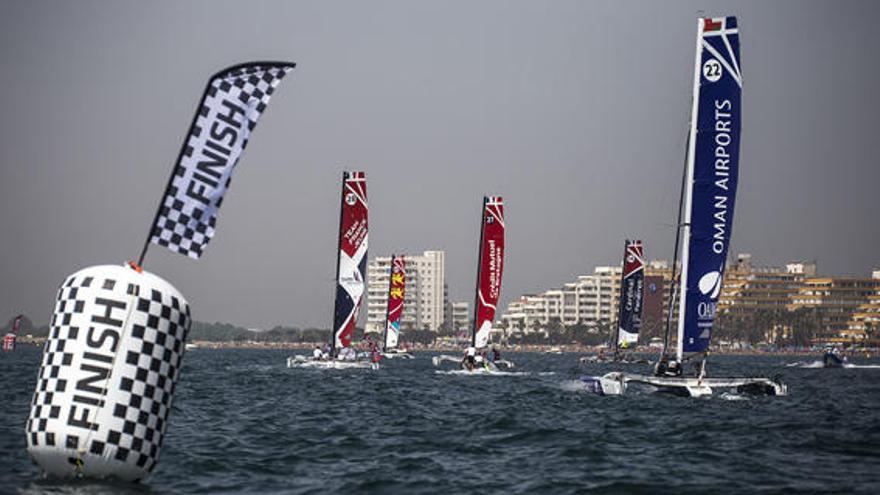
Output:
[331, 171, 368, 352]
[472, 196, 505, 349]
[675, 17, 742, 361]
[383, 255, 406, 351]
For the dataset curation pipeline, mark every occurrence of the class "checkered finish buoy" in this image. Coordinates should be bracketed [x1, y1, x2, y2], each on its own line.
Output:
[26, 264, 191, 481]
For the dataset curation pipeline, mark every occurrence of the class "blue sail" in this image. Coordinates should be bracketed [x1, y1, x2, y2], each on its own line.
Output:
[677, 17, 741, 357]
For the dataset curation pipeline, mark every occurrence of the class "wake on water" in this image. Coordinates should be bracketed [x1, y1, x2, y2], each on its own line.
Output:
[559, 380, 591, 393]
[433, 370, 555, 377]
[787, 360, 880, 369]
[787, 360, 825, 368]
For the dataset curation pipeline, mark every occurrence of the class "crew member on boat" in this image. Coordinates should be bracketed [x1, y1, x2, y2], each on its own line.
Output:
[654, 354, 682, 377]
[461, 346, 477, 371]
[491, 346, 501, 362]
[338, 346, 357, 361]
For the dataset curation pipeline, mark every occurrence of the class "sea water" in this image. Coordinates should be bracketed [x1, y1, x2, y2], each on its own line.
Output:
[2, 347, 879, 493]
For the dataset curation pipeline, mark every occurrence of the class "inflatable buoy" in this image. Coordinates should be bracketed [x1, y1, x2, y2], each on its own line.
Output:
[26, 264, 191, 480]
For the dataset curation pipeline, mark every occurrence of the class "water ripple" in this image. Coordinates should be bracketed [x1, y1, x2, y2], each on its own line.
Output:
[3, 348, 880, 493]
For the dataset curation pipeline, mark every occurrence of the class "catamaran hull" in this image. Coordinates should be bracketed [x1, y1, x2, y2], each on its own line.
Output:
[286, 356, 376, 369]
[436, 367, 509, 376]
[432, 355, 515, 370]
[582, 372, 787, 397]
[580, 374, 626, 396]
[381, 351, 414, 359]
[580, 355, 650, 365]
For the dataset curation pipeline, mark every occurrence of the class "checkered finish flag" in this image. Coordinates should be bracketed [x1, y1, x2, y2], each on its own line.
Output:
[149, 61, 295, 259]
[26, 265, 191, 480]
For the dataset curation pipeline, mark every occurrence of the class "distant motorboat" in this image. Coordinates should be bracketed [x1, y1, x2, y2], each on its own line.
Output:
[822, 351, 846, 368]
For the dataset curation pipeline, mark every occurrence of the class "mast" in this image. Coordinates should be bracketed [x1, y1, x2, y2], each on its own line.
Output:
[612, 240, 628, 355]
[471, 197, 488, 348]
[330, 171, 347, 355]
[662, 134, 690, 358]
[675, 17, 705, 364]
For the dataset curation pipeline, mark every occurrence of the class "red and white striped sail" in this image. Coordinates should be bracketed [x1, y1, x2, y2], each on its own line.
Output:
[3, 315, 23, 352]
[383, 255, 406, 350]
[472, 197, 505, 349]
[2, 334, 15, 352]
[332, 172, 368, 351]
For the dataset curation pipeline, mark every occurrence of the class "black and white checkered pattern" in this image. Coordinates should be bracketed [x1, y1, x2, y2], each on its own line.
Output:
[27, 274, 90, 451]
[27, 265, 191, 478]
[150, 62, 295, 259]
[100, 286, 189, 472]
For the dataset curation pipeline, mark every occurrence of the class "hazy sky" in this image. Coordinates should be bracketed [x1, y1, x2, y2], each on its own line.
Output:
[1, 0, 878, 329]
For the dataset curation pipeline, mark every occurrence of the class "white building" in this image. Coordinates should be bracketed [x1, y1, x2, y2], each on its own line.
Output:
[446, 301, 470, 333]
[499, 265, 623, 336]
[366, 250, 447, 333]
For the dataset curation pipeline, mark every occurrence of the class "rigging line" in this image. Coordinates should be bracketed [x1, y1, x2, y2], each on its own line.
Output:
[661, 128, 691, 360]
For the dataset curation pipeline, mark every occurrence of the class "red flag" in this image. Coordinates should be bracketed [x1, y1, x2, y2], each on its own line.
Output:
[704, 18, 723, 32]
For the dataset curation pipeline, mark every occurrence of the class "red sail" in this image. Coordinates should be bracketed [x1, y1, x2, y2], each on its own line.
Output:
[472, 196, 505, 349]
[383, 255, 406, 350]
[2, 334, 14, 352]
[3, 315, 22, 352]
[332, 171, 368, 350]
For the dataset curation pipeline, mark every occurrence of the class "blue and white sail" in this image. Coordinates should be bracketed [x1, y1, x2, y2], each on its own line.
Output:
[676, 17, 741, 360]
[615, 240, 645, 349]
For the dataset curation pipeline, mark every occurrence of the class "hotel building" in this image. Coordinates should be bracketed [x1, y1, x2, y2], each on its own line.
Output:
[788, 272, 880, 342]
[365, 251, 447, 333]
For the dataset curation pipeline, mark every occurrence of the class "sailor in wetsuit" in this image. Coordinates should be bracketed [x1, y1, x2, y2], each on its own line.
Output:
[491, 346, 501, 362]
[478, 350, 497, 371]
[654, 354, 682, 377]
[462, 346, 477, 371]
[475, 352, 486, 369]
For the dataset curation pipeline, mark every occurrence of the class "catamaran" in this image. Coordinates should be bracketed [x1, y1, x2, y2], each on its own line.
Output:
[381, 255, 413, 359]
[288, 171, 375, 369]
[2, 314, 22, 352]
[434, 196, 513, 373]
[583, 16, 785, 397]
[581, 240, 648, 364]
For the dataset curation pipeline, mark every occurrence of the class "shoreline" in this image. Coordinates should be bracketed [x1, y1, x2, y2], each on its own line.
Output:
[13, 337, 875, 357]
[181, 341, 875, 357]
